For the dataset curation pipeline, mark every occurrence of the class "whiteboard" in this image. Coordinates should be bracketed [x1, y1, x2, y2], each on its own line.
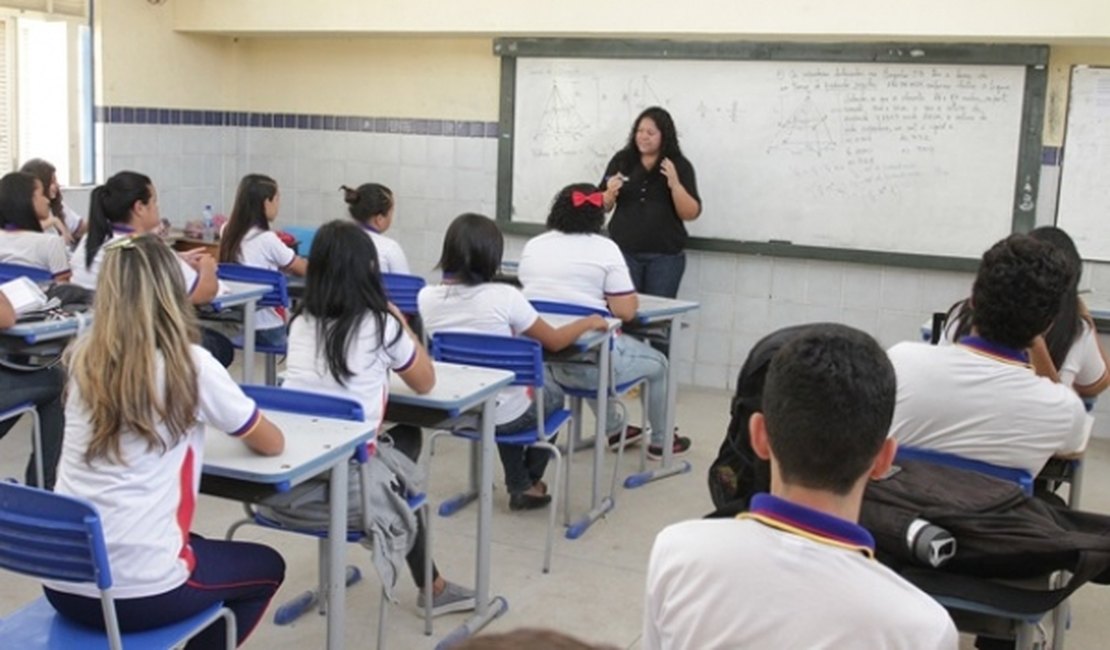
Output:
[509, 57, 1028, 259]
[1057, 67, 1110, 262]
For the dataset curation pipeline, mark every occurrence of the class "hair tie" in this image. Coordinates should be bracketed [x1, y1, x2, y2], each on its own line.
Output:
[571, 191, 604, 208]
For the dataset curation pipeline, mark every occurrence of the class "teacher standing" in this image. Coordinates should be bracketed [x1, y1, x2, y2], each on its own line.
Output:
[601, 106, 701, 298]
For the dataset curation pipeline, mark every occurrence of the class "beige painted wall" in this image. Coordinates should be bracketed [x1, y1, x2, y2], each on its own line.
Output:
[171, 0, 1110, 44]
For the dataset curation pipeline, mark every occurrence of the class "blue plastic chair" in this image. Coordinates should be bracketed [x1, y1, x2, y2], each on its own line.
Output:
[0, 402, 44, 488]
[528, 299, 650, 534]
[893, 446, 1062, 650]
[224, 385, 432, 648]
[0, 261, 53, 283]
[216, 263, 290, 385]
[381, 273, 425, 318]
[428, 332, 570, 573]
[0, 481, 236, 650]
[280, 225, 317, 257]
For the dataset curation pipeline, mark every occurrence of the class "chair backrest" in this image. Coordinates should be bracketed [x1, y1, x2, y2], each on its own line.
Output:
[381, 273, 425, 316]
[239, 384, 365, 422]
[895, 446, 1034, 496]
[217, 263, 289, 309]
[0, 481, 113, 588]
[0, 261, 53, 283]
[528, 299, 609, 318]
[431, 332, 545, 389]
[280, 225, 317, 257]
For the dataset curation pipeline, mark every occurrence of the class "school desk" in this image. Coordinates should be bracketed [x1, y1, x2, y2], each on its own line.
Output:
[0, 311, 92, 346]
[207, 280, 271, 383]
[384, 361, 515, 648]
[203, 409, 377, 650]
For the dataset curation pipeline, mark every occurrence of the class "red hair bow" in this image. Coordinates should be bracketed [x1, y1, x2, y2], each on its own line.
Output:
[571, 191, 604, 208]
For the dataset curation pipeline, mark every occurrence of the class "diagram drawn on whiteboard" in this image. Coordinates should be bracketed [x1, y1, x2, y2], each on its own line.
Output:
[531, 81, 593, 157]
[767, 96, 837, 156]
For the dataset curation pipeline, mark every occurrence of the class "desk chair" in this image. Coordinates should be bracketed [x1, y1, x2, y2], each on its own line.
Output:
[0, 402, 44, 488]
[528, 299, 650, 535]
[223, 385, 432, 649]
[216, 263, 289, 385]
[0, 261, 53, 283]
[427, 332, 570, 573]
[893, 447, 1066, 650]
[382, 272, 426, 342]
[0, 481, 236, 650]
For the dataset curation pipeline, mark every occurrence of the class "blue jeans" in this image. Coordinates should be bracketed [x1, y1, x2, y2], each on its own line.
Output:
[45, 534, 285, 648]
[623, 252, 686, 298]
[255, 325, 288, 349]
[0, 365, 64, 489]
[495, 376, 564, 494]
[551, 334, 669, 445]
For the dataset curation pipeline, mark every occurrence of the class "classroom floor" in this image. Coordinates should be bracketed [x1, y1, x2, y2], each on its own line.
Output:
[3, 375, 1110, 649]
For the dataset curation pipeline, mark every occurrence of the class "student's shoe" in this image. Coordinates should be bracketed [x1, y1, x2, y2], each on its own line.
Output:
[607, 425, 644, 451]
[509, 492, 552, 511]
[416, 581, 477, 618]
[647, 435, 691, 460]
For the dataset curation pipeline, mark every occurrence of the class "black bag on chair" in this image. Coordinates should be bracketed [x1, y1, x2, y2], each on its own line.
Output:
[706, 324, 828, 518]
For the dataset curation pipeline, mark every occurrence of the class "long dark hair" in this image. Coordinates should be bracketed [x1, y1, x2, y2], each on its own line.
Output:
[614, 106, 684, 175]
[0, 172, 43, 232]
[20, 159, 63, 219]
[341, 183, 393, 225]
[436, 213, 503, 286]
[219, 174, 278, 264]
[85, 171, 153, 269]
[293, 220, 401, 385]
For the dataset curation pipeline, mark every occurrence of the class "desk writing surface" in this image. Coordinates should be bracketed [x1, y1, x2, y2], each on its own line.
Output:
[210, 280, 270, 310]
[541, 313, 621, 352]
[203, 410, 374, 488]
[634, 295, 700, 323]
[2, 312, 92, 344]
[388, 362, 514, 415]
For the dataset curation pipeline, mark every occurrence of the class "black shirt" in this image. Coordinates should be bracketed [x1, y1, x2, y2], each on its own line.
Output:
[601, 152, 700, 256]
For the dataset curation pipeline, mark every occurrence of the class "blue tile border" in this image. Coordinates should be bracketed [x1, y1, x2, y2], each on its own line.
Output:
[1041, 146, 1061, 167]
[95, 105, 499, 139]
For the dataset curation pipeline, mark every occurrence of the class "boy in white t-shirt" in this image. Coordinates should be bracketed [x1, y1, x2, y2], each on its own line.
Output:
[644, 324, 957, 650]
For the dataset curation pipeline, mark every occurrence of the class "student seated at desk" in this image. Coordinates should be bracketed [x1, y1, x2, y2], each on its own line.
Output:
[282, 220, 476, 616]
[342, 182, 410, 274]
[218, 174, 307, 348]
[518, 183, 683, 459]
[71, 171, 233, 366]
[0, 279, 64, 489]
[21, 158, 85, 245]
[0, 171, 71, 282]
[944, 226, 1110, 399]
[644, 324, 957, 650]
[889, 234, 1090, 477]
[418, 213, 608, 511]
[45, 234, 286, 647]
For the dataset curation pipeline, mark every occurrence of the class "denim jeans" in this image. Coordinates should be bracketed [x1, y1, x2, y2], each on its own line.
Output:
[0, 365, 64, 489]
[255, 325, 288, 349]
[551, 334, 669, 445]
[623, 252, 686, 298]
[495, 376, 564, 494]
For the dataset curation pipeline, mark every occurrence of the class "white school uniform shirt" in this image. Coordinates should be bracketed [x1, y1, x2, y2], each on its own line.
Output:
[46, 345, 261, 600]
[1059, 319, 1108, 389]
[518, 230, 635, 312]
[0, 229, 70, 278]
[418, 282, 539, 424]
[62, 202, 83, 234]
[283, 311, 417, 431]
[70, 229, 199, 295]
[234, 226, 297, 330]
[361, 225, 410, 274]
[887, 340, 1091, 476]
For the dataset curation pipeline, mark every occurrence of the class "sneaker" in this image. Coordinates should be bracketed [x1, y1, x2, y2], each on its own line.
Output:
[647, 435, 691, 460]
[416, 580, 477, 618]
[607, 425, 644, 451]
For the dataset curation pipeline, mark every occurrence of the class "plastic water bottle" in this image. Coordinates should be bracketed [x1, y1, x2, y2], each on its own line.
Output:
[906, 518, 957, 567]
[202, 204, 214, 241]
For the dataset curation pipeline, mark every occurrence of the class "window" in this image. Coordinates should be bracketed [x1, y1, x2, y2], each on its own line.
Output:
[0, 1, 92, 185]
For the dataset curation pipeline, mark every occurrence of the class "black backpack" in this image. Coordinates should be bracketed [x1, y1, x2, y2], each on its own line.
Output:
[706, 324, 827, 517]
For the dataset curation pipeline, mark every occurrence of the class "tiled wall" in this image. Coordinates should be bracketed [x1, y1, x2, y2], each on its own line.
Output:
[101, 107, 1086, 403]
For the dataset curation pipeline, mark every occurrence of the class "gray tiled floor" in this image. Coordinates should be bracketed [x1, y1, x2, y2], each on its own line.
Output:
[3, 382, 1110, 649]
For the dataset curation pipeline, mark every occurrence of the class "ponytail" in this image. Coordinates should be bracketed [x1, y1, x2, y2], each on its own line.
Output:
[85, 171, 153, 269]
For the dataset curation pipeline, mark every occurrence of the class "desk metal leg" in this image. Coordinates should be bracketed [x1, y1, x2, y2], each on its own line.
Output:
[326, 458, 348, 650]
[437, 396, 508, 649]
[566, 331, 615, 540]
[241, 298, 258, 384]
[625, 318, 691, 489]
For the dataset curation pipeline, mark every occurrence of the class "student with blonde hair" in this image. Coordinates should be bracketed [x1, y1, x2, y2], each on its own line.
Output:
[44, 234, 287, 647]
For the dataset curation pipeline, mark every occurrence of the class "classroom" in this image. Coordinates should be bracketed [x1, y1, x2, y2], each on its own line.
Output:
[3, 0, 1110, 648]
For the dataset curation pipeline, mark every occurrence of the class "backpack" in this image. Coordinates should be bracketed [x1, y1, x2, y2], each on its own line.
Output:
[706, 324, 825, 517]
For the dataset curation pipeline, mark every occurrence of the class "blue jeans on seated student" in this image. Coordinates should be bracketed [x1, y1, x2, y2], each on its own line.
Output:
[495, 375, 564, 495]
[551, 334, 669, 445]
[255, 325, 288, 349]
[45, 534, 284, 648]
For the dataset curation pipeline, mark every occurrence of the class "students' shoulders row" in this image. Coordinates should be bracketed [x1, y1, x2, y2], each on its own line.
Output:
[0, 228, 70, 278]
